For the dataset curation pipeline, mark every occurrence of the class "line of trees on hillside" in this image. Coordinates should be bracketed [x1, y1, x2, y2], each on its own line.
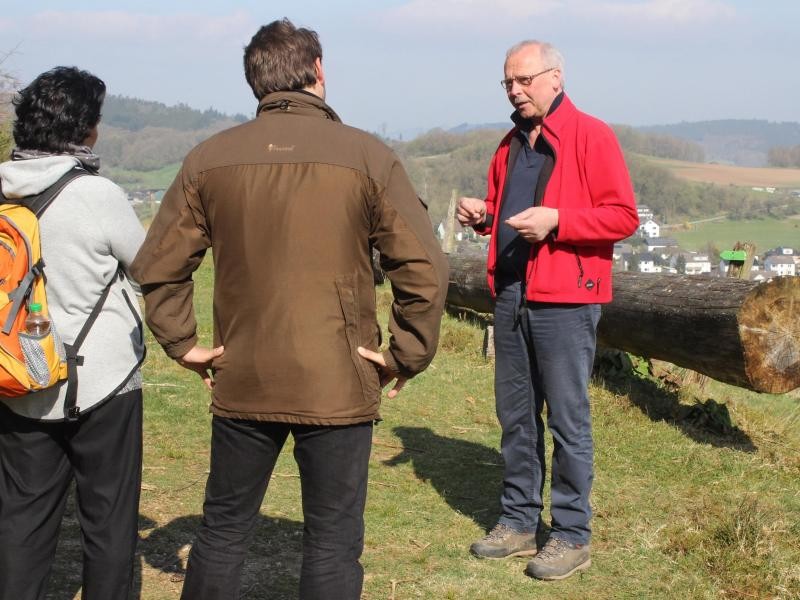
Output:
[102, 95, 247, 132]
[0, 52, 16, 160]
[392, 129, 505, 223]
[611, 125, 705, 162]
[642, 119, 800, 147]
[623, 154, 789, 222]
[395, 127, 795, 226]
[398, 124, 707, 164]
[767, 145, 800, 168]
[96, 122, 236, 172]
[0, 112, 12, 161]
[396, 127, 506, 158]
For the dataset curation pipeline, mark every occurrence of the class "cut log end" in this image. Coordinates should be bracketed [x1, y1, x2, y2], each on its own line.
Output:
[740, 276, 800, 394]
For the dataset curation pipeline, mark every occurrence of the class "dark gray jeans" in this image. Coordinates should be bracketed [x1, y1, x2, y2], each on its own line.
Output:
[181, 417, 373, 600]
[493, 280, 600, 545]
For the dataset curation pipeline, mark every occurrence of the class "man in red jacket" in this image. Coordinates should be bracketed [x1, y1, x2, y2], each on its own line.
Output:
[457, 40, 638, 580]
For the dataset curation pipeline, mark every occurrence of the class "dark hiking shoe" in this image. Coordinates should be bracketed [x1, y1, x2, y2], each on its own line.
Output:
[470, 523, 539, 559]
[525, 536, 591, 580]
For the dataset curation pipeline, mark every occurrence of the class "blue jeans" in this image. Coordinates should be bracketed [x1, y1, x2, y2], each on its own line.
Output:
[181, 417, 373, 600]
[493, 280, 600, 545]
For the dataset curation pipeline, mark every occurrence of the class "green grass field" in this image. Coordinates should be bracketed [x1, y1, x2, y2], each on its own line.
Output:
[105, 162, 181, 190]
[669, 216, 800, 253]
[49, 260, 800, 599]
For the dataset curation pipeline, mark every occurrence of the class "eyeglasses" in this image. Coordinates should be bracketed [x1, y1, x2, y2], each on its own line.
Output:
[500, 68, 556, 90]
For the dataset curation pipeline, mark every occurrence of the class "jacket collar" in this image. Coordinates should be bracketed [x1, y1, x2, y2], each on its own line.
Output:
[541, 92, 574, 142]
[509, 91, 573, 141]
[257, 90, 342, 123]
[511, 91, 574, 131]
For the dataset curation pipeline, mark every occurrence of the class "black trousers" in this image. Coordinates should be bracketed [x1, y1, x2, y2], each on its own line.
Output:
[181, 416, 373, 600]
[0, 389, 143, 600]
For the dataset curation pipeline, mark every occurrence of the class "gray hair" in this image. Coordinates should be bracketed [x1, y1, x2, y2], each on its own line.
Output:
[506, 40, 565, 85]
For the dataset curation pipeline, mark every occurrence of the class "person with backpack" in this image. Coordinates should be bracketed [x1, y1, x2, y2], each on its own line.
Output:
[0, 66, 146, 600]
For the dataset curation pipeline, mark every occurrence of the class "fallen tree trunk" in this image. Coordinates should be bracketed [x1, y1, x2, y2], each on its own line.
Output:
[446, 254, 495, 315]
[597, 271, 799, 393]
[446, 253, 800, 394]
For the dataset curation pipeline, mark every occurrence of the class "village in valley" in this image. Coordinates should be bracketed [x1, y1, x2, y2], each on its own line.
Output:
[440, 200, 799, 282]
[614, 204, 797, 280]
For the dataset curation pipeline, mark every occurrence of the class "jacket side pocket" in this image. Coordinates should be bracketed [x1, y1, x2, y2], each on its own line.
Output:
[335, 274, 379, 399]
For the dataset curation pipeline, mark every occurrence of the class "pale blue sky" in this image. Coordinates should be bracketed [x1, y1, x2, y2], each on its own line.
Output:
[1, 1, 797, 138]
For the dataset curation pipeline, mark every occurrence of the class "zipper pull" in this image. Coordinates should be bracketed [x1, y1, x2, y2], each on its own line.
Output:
[573, 247, 584, 288]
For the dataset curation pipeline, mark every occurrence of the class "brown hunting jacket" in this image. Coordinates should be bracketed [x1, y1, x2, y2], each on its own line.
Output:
[130, 91, 448, 425]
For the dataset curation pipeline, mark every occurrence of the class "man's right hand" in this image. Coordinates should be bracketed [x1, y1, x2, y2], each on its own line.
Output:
[356, 347, 407, 399]
[456, 197, 487, 227]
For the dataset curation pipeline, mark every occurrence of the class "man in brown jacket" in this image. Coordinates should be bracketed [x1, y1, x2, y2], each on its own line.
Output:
[130, 18, 448, 600]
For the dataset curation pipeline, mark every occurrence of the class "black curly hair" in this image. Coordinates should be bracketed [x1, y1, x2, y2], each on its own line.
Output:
[13, 66, 105, 152]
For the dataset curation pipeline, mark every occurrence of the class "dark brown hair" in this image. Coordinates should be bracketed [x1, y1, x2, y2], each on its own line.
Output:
[244, 18, 322, 100]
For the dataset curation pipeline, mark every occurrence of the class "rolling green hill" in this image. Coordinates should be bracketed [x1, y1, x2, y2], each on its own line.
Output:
[102, 95, 247, 132]
[93, 95, 246, 190]
[393, 129, 800, 227]
[640, 119, 800, 167]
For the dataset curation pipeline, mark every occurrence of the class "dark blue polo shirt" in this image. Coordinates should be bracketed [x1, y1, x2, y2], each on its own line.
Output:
[496, 131, 547, 279]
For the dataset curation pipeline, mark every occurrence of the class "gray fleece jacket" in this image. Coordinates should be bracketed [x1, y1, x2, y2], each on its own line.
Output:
[0, 155, 146, 420]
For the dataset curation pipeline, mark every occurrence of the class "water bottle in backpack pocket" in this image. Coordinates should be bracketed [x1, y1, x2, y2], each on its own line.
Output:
[19, 302, 68, 388]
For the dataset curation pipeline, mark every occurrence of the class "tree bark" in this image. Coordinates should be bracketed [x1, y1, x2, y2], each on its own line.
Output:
[446, 253, 800, 394]
[446, 254, 495, 315]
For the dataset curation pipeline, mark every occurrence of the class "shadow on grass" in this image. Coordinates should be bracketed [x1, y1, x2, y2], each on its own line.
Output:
[46, 495, 303, 600]
[385, 426, 504, 533]
[137, 514, 304, 599]
[594, 351, 757, 453]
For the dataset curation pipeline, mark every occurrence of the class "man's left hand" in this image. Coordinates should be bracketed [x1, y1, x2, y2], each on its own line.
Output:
[506, 207, 559, 242]
[177, 344, 225, 391]
[357, 346, 407, 398]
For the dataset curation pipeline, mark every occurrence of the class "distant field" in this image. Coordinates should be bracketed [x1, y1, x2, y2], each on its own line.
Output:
[105, 162, 181, 191]
[669, 217, 800, 252]
[644, 156, 800, 188]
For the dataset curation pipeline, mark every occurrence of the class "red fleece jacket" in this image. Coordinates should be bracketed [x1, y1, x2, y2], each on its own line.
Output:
[479, 93, 639, 303]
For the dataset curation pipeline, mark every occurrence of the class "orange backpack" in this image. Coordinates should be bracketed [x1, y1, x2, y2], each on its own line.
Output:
[0, 166, 98, 417]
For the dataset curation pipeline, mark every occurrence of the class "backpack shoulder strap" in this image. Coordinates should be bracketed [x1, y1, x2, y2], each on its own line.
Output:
[0, 165, 96, 335]
[24, 165, 95, 217]
[62, 266, 123, 421]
